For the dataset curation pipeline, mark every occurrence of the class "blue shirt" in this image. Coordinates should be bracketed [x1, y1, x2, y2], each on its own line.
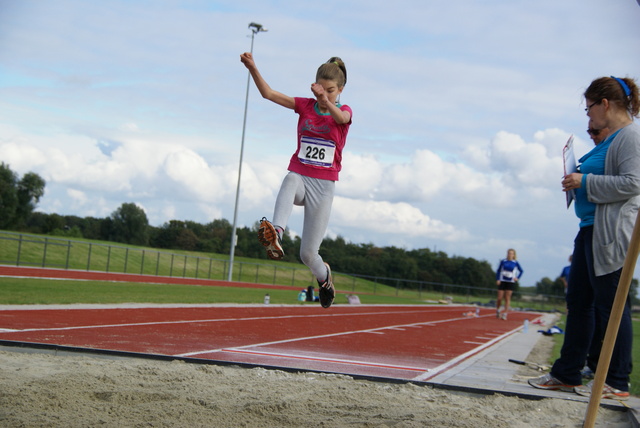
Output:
[496, 259, 523, 282]
[574, 130, 621, 227]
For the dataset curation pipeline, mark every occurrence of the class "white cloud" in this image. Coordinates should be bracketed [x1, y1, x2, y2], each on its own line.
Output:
[338, 152, 383, 199]
[67, 188, 88, 207]
[332, 196, 468, 242]
[487, 131, 561, 189]
[0, 140, 48, 171]
[162, 148, 225, 202]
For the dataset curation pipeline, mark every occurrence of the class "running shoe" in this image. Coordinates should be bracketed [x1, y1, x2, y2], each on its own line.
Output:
[528, 373, 580, 392]
[574, 381, 630, 401]
[318, 263, 335, 309]
[501, 312, 508, 320]
[496, 310, 500, 319]
[258, 218, 284, 260]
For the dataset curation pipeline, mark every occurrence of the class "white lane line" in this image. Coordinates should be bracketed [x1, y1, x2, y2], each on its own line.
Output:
[176, 321, 434, 357]
[177, 316, 475, 357]
[411, 329, 519, 382]
[0, 309, 462, 334]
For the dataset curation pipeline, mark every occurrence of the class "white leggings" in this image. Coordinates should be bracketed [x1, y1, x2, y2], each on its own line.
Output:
[272, 172, 335, 282]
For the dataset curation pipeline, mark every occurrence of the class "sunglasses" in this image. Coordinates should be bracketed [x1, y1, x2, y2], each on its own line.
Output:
[587, 128, 601, 136]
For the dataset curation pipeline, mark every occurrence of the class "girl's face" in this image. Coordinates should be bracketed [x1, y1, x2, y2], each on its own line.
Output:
[317, 78, 343, 104]
[507, 250, 515, 260]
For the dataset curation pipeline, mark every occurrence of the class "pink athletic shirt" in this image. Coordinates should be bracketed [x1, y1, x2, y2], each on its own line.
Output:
[287, 97, 352, 181]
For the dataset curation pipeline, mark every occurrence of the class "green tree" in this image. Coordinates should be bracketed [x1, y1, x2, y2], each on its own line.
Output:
[175, 228, 199, 251]
[110, 202, 149, 245]
[153, 220, 185, 249]
[0, 163, 45, 229]
[0, 163, 19, 228]
[15, 172, 45, 227]
[44, 213, 65, 233]
[535, 277, 564, 296]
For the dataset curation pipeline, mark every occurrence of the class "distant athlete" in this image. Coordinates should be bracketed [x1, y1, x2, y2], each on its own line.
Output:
[240, 52, 352, 309]
[495, 248, 523, 320]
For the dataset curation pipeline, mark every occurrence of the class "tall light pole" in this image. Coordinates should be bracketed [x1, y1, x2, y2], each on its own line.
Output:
[228, 22, 267, 282]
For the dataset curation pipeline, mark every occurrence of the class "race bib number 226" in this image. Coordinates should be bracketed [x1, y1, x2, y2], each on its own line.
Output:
[298, 136, 336, 168]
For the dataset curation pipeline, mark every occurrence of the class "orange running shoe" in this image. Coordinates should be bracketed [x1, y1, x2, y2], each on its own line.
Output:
[258, 217, 284, 261]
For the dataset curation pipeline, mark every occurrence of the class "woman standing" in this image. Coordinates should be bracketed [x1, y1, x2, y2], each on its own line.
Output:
[529, 76, 640, 400]
[239, 52, 352, 309]
[495, 248, 523, 320]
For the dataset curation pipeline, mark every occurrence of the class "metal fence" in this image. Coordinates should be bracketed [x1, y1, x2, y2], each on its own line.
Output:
[0, 231, 321, 287]
[0, 231, 565, 310]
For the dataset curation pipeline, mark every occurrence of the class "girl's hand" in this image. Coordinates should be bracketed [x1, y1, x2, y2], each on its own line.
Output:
[311, 83, 328, 107]
[240, 52, 255, 69]
[562, 173, 583, 192]
[310, 82, 324, 97]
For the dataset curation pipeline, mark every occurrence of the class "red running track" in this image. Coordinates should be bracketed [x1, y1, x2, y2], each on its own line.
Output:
[0, 304, 538, 381]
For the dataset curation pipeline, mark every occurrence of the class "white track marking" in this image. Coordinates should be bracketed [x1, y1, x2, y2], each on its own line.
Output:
[176, 314, 480, 357]
[0, 309, 466, 334]
[177, 320, 439, 357]
[411, 329, 518, 381]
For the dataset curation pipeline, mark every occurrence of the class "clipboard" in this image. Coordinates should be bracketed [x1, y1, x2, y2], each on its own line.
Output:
[563, 135, 576, 208]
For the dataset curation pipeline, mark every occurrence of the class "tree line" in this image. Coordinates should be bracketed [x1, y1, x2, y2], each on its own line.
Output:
[1, 162, 582, 297]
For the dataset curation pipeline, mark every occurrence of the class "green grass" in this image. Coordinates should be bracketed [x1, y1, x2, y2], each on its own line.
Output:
[0, 276, 561, 309]
[549, 315, 640, 396]
[0, 277, 435, 306]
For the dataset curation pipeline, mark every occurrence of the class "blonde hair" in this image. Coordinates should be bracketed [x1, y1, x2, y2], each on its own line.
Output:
[507, 248, 517, 260]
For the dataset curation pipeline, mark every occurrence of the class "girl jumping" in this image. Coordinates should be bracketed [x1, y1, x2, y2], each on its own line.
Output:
[239, 52, 352, 308]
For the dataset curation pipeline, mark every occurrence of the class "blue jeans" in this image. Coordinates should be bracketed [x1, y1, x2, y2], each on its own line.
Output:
[551, 226, 632, 391]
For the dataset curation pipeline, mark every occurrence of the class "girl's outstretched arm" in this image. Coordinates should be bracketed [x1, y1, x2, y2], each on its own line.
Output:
[240, 52, 295, 110]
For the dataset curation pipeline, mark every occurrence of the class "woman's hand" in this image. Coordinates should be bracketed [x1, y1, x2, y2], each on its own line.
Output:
[562, 173, 583, 192]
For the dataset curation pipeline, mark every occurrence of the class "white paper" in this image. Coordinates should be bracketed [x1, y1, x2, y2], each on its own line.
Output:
[563, 135, 576, 208]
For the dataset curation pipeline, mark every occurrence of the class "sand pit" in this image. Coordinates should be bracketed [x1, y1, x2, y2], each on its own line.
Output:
[0, 346, 632, 427]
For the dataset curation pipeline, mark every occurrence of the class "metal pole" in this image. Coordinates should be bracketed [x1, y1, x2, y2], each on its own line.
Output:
[228, 22, 267, 282]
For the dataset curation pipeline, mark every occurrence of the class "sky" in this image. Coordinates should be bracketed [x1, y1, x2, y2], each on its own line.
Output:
[1, 0, 640, 287]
